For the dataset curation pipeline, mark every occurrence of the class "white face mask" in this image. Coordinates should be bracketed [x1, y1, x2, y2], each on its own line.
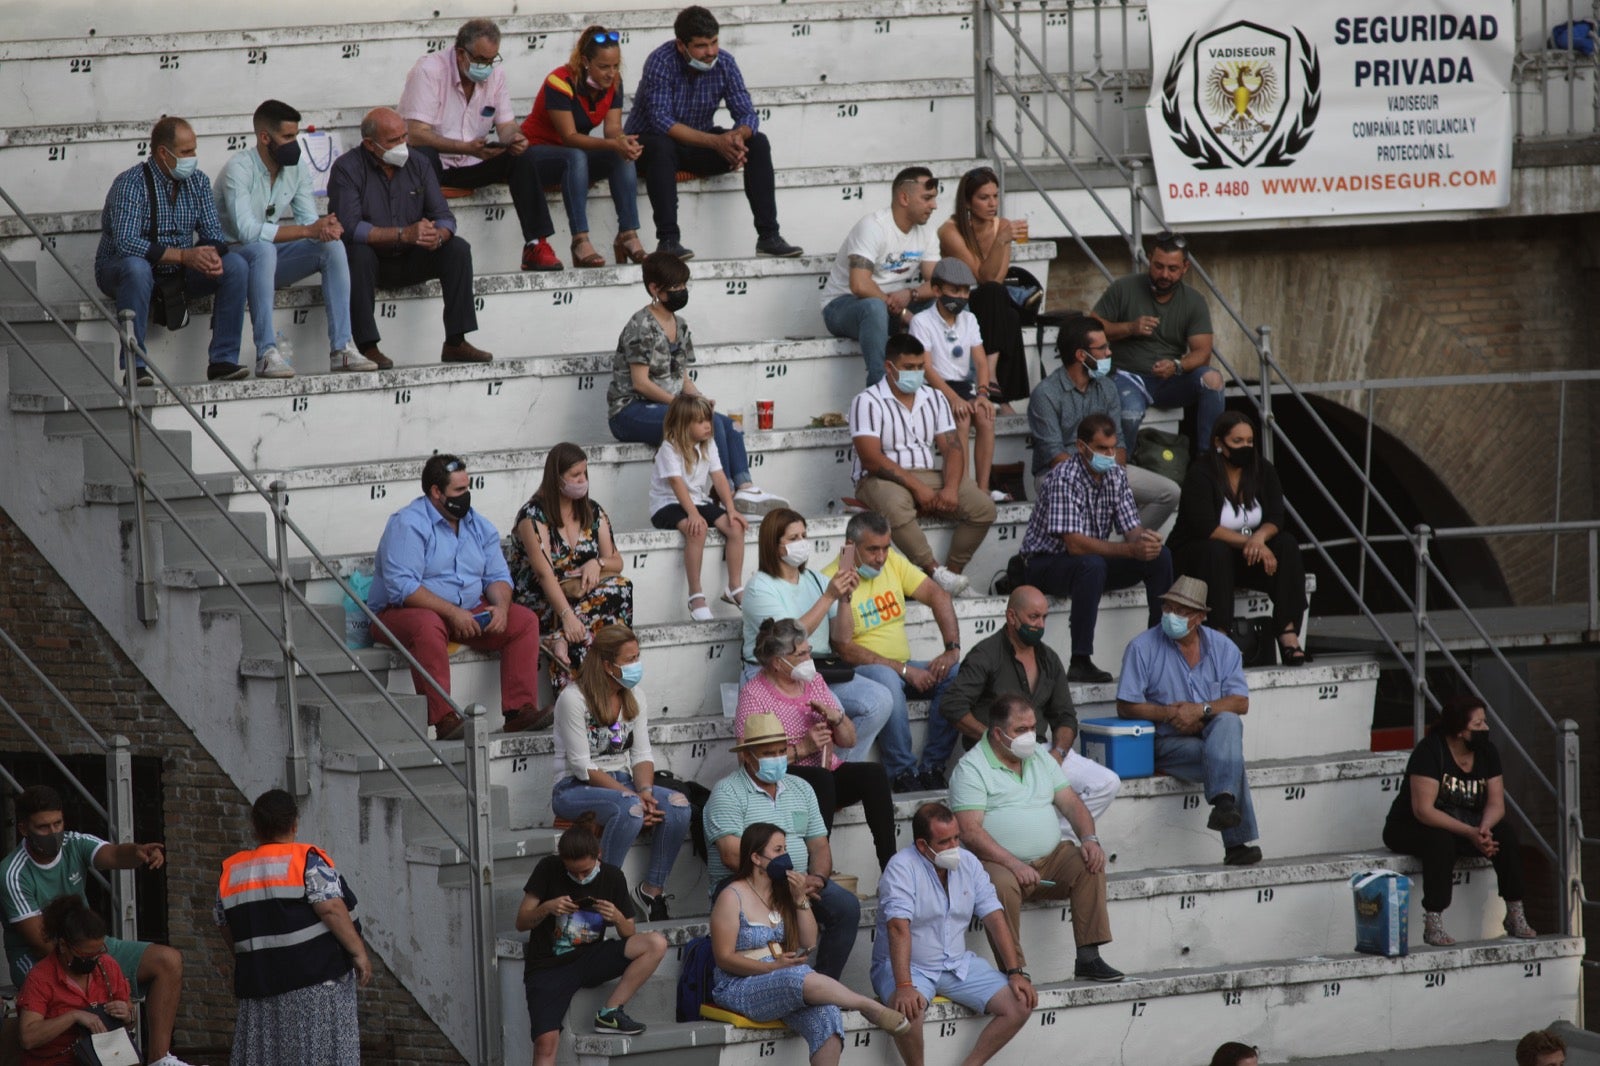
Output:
[781, 539, 813, 567]
[786, 658, 818, 684]
[932, 846, 962, 872]
[1004, 730, 1038, 759]
[379, 142, 410, 168]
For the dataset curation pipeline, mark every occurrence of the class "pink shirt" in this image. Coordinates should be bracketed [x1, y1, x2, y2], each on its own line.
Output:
[736, 671, 844, 771]
[397, 48, 515, 170]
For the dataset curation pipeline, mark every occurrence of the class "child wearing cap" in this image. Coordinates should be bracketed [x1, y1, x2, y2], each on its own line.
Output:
[909, 257, 1003, 501]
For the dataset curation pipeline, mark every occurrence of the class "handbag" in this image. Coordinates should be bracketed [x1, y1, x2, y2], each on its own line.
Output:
[811, 654, 856, 686]
[142, 164, 188, 331]
[296, 127, 342, 197]
[1131, 425, 1190, 484]
[72, 1003, 140, 1066]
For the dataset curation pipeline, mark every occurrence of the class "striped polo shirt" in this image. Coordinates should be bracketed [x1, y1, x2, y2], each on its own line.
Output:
[848, 379, 957, 483]
[703, 768, 825, 891]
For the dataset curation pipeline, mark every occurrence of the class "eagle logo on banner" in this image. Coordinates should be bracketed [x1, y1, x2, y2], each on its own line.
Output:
[1163, 21, 1321, 169]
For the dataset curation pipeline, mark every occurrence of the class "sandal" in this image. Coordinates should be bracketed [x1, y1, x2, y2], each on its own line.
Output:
[1278, 640, 1308, 666]
[570, 235, 606, 269]
[541, 634, 573, 671]
[613, 230, 648, 265]
[688, 593, 714, 622]
[875, 1007, 911, 1036]
[720, 585, 744, 608]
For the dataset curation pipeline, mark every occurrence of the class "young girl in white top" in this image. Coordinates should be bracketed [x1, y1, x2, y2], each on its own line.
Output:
[649, 393, 748, 620]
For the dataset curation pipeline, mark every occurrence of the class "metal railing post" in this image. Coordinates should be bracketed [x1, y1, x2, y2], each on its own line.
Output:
[1411, 525, 1432, 739]
[1128, 159, 1144, 263]
[973, 0, 995, 159]
[463, 703, 500, 1065]
[1257, 326, 1274, 463]
[271, 480, 308, 796]
[1556, 719, 1582, 940]
[106, 734, 138, 942]
[1589, 528, 1599, 633]
[118, 312, 159, 625]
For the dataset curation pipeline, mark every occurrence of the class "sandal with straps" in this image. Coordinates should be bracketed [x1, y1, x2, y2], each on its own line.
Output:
[720, 585, 744, 608]
[570, 235, 606, 269]
[688, 593, 714, 622]
[613, 230, 648, 265]
[1278, 638, 1309, 666]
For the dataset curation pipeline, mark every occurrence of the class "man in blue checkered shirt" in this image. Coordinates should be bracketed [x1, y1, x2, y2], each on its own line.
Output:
[94, 116, 249, 384]
[1018, 411, 1172, 683]
[624, 5, 801, 261]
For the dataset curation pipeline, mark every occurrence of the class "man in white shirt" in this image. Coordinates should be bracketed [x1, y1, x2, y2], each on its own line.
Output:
[821, 166, 941, 385]
[215, 99, 377, 376]
[909, 257, 999, 500]
[848, 334, 996, 596]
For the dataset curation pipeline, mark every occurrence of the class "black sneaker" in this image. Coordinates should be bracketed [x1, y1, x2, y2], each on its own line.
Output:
[1206, 794, 1242, 831]
[919, 766, 948, 791]
[755, 234, 803, 258]
[891, 770, 923, 794]
[655, 238, 695, 261]
[1073, 956, 1125, 983]
[126, 366, 154, 388]
[594, 1006, 646, 1035]
[207, 362, 249, 381]
[1066, 656, 1114, 684]
[1224, 844, 1263, 866]
[633, 883, 671, 922]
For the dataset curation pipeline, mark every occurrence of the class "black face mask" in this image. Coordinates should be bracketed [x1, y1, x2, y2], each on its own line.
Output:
[27, 830, 63, 861]
[1223, 445, 1255, 469]
[66, 952, 101, 976]
[1465, 730, 1489, 753]
[659, 288, 689, 313]
[442, 491, 472, 520]
[938, 295, 969, 316]
[272, 139, 303, 168]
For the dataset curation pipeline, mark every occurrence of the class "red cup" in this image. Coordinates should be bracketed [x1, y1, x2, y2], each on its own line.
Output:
[756, 399, 774, 430]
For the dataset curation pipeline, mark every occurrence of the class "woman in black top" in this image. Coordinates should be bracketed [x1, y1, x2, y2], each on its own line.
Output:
[1169, 411, 1307, 663]
[1383, 694, 1536, 946]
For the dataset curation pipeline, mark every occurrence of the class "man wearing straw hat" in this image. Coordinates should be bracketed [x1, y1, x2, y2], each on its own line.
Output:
[703, 713, 861, 978]
[1114, 576, 1263, 866]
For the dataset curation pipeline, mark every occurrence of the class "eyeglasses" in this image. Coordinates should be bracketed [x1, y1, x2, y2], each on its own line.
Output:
[1154, 229, 1188, 250]
[591, 30, 621, 44]
[462, 49, 503, 65]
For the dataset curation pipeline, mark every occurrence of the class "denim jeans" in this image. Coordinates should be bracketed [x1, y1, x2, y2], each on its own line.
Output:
[1114, 367, 1226, 454]
[852, 662, 959, 779]
[232, 238, 352, 357]
[608, 400, 751, 486]
[550, 770, 692, 888]
[526, 144, 641, 236]
[738, 662, 895, 764]
[823, 294, 890, 386]
[810, 878, 862, 980]
[1153, 712, 1259, 848]
[95, 253, 248, 369]
[1023, 549, 1173, 658]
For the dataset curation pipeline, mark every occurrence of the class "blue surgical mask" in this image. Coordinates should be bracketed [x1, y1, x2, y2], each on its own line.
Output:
[571, 863, 601, 885]
[618, 662, 644, 689]
[756, 755, 788, 783]
[856, 562, 881, 579]
[1088, 451, 1118, 474]
[169, 154, 198, 180]
[764, 852, 795, 880]
[891, 368, 925, 394]
[1086, 354, 1111, 378]
[1161, 611, 1191, 640]
[467, 62, 495, 83]
[686, 54, 719, 72]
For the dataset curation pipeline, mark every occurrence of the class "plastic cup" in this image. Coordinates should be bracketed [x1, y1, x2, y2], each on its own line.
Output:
[757, 399, 774, 430]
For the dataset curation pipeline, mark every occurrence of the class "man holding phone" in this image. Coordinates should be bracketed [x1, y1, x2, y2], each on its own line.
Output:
[368, 453, 546, 740]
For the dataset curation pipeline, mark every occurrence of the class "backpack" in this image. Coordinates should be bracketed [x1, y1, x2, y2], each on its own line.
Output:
[653, 770, 713, 862]
[675, 934, 717, 1022]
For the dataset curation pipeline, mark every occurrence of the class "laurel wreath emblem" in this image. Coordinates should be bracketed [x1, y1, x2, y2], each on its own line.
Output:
[1162, 27, 1321, 170]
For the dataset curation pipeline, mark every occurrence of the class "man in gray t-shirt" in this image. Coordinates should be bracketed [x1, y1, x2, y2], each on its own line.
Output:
[1091, 234, 1224, 452]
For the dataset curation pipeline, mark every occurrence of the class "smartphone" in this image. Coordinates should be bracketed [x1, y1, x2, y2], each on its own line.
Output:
[575, 897, 598, 910]
[789, 945, 813, 960]
[840, 544, 856, 572]
[473, 609, 493, 627]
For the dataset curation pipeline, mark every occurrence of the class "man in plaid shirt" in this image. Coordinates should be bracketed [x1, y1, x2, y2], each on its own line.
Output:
[1019, 412, 1172, 683]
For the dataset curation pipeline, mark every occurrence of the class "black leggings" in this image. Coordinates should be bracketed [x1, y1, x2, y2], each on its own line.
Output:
[788, 762, 897, 870]
[969, 282, 1028, 402]
[1383, 816, 1525, 913]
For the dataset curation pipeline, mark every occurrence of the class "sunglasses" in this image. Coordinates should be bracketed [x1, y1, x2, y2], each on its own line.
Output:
[443, 459, 465, 473]
[591, 30, 621, 44]
[1154, 229, 1189, 250]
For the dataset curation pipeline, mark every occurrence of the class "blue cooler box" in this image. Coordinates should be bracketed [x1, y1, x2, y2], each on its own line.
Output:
[1077, 717, 1154, 778]
[1351, 869, 1410, 957]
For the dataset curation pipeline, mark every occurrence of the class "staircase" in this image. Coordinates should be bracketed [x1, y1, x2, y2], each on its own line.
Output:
[0, 2, 1585, 1063]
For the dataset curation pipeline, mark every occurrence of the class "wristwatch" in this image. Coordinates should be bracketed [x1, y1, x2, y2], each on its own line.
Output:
[1003, 967, 1029, 978]
[943, 640, 961, 652]
[1202, 703, 1214, 722]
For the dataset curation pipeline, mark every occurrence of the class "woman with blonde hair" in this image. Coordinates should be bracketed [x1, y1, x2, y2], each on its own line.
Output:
[649, 392, 750, 620]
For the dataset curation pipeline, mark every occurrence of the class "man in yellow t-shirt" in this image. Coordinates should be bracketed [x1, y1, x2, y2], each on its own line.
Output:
[824, 510, 963, 793]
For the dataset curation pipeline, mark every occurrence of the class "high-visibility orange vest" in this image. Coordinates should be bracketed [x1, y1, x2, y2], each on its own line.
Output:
[218, 842, 359, 998]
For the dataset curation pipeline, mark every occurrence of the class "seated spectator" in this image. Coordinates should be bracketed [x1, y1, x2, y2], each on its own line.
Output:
[704, 715, 860, 979]
[739, 618, 896, 870]
[1091, 232, 1224, 452]
[1018, 412, 1172, 683]
[520, 26, 646, 267]
[1116, 577, 1263, 866]
[936, 166, 1030, 403]
[328, 107, 491, 368]
[366, 453, 544, 740]
[849, 334, 997, 596]
[215, 99, 376, 378]
[940, 586, 1121, 836]
[909, 258, 1001, 500]
[1383, 694, 1536, 947]
[552, 624, 691, 921]
[649, 394, 749, 620]
[742, 510, 893, 756]
[1028, 315, 1178, 531]
[822, 511, 963, 793]
[399, 18, 561, 271]
[515, 814, 669, 1060]
[508, 443, 633, 689]
[822, 166, 939, 385]
[949, 695, 1123, 983]
[16, 895, 133, 1066]
[625, 5, 801, 260]
[873, 802, 1036, 1066]
[1515, 1030, 1567, 1066]
[709, 823, 909, 1064]
[1171, 412, 1306, 663]
[1210, 1043, 1259, 1066]
[94, 114, 247, 385]
[2, 785, 194, 1066]
[609, 251, 787, 515]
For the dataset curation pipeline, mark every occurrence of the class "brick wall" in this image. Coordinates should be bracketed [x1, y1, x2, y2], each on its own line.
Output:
[0, 507, 466, 1066]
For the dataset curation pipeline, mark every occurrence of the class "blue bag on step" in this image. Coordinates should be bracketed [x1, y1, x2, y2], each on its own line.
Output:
[343, 570, 374, 649]
[1351, 869, 1410, 957]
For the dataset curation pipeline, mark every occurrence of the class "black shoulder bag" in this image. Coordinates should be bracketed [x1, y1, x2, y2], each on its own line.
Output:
[143, 164, 189, 331]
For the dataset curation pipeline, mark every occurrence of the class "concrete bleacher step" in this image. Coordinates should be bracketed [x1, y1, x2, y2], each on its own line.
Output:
[359, 776, 511, 840]
[196, 582, 349, 659]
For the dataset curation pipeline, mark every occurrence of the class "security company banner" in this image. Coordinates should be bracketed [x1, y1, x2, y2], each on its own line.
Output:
[1145, 0, 1514, 222]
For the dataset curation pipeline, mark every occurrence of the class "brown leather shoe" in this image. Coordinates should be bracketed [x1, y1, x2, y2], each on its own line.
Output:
[434, 710, 466, 741]
[359, 344, 395, 370]
[442, 339, 493, 363]
[503, 705, 554, 732]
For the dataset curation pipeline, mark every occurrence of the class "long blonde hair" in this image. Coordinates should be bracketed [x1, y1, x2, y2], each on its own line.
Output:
[575, 623, 640, 726]
[662, 393, 714, 469]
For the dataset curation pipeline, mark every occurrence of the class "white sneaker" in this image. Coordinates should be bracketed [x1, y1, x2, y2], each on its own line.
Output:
[931, 566, 971, 597]
[150, 1054, 207, 1066]
[734, 484, 788, 515]
[254, 346, 295, 379]
[330, 343, 379, 372]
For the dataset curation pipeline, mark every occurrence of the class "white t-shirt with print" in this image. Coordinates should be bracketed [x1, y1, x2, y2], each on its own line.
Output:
[649, 438, 721, 514]
[909, 305, 984, 384]
[820, 207, 939, 308]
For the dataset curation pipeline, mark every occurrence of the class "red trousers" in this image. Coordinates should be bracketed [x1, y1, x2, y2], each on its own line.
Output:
[374, 603, 541, 725]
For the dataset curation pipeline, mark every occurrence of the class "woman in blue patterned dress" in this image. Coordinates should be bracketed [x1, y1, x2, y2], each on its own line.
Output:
[709, 823, 910, 1065]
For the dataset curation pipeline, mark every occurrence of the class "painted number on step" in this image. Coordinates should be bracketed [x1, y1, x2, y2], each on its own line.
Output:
[1181, 794, 1200, 810]
[247, 49, 269, 64]
[379, 302, 397, 318]
[291, 396, 309, 413]
[1323, 981, 1340, 997]
[758, 1042, 776, 1058]
[758, 108, 773, 122]
[853, 1032, 871, 1047]
[159, 53, 180, 70]
[817, 275, 828, 290]
[1130, 1002, 1146, 1017]
[706, 645, 725, 660]
[1524, 963, 1542, 978]
[973, 618, 999, 636]
[1245, 595, 1269, 614]
[1317, 684, 1339, 700]
[1256, 888, 1274, 903]
[688, 368, 699, 382]
[552, 291, 574, 306]
[791, 23, 811, 36]
[512, 756, 528, 772]
[526, 34, 548, 50]
[227, 135, 248, 151]
[393, 389, 412, 404]
[469, 475, 485, 489]
[1047, 11, 1070, 26]
[292, 309, 309, 324]
[726, 281, 748, 296]
[370, 485, 386, 500]
[1423, 972, 1446, 989]
[763, 363, 787, 378]
[631, 553, 647, 568]
[577, 375, 595, 390]
[136, 140, 149, 157]
[959, 14, 972, 30]
[1283, 786, 1306, 801]
[834, 448, 850, 463]
[486, 380, 502, 396]
[1451, 870, 1471, 886]
[841, 185, 863, 200]
[1039, 1011, 1057, 1026]
[47, 146, 67, 162]
[70, 58, 92, 73]
[749, 454, 765, 468]
[1222, 990, 1242, 1006]
[198, 403, 219, 420]
[426, 39, 447, 53]
[690, 742, 708, 759]
[995, 524, 1017, 541]
[474, 296, 486, 312]
[874, 18, 892, 33]
[1380, 776, 1401, 792]
[341, 43, 361, 59]
[836, 103, 860, 118]
[938, 1022, 957, 1038]
[484, 206, 506, 222]
[1179, 894, 1196, 910]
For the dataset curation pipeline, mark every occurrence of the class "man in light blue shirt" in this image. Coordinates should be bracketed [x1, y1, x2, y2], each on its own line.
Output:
[215, 99, 376, 377]
[872, 801, 1035, 1066]
[369, 453, 543, 739]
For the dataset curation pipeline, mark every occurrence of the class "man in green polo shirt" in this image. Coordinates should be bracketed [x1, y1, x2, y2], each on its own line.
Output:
[948, 694, 1123, 982]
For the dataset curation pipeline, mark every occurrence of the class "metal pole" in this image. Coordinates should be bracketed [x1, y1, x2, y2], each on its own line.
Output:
[1556, 719, 1582, 939]
[1128, 159, 1144, 262]
[1257, 326, 1274, 463]
[1589, 528, 1599, 634]
[1412, 525, 1432, 740]
[107, 734, 138, 942]
[1359, 388, 1376, 602]
[1551, 379, 1566, 602]
[464, 703, 501, 1065]
[973, 0, 995, 160]
[272, 480, 308, 796]
[119, 312, 159, 625]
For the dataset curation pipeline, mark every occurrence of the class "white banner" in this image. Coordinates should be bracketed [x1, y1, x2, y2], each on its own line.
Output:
[1144, 0, 1514, 222]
